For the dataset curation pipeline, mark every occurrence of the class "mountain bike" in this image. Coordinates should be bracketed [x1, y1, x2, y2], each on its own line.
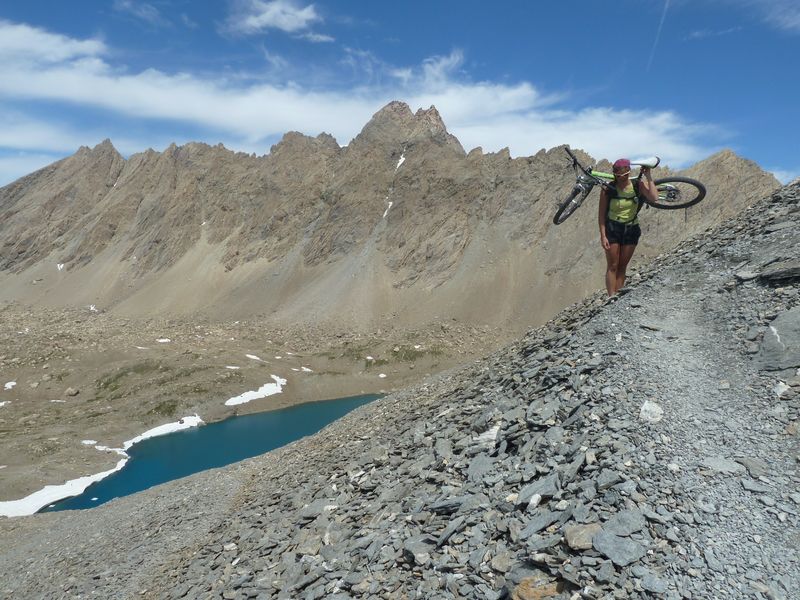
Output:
[552, 146, 706, 225]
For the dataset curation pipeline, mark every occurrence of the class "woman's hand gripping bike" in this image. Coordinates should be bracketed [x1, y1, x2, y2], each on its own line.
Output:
[552, 146, 706, 225]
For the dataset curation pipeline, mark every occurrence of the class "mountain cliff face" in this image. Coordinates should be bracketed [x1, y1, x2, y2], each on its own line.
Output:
[0, 102, 780, 330]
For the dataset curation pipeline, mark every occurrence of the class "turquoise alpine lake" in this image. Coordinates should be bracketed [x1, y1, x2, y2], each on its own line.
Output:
[41, 394, 380, 512]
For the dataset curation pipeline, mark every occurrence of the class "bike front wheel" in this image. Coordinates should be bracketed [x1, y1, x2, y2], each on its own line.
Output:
[553, 186, 591, 225]
[649, 177, 706, 210]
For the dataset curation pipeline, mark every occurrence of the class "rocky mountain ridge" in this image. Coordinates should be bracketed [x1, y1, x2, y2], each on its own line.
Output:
[0, 101, 781, 331]
[1, 179, 797, 599]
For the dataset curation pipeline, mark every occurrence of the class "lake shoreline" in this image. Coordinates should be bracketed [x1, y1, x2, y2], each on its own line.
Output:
[0, 377, 388, 514]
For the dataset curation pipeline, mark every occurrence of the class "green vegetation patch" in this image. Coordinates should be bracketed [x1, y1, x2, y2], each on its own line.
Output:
[149, 398, 179, 417]
[95, 361, 163, 394]
[393, 344, 444, 362]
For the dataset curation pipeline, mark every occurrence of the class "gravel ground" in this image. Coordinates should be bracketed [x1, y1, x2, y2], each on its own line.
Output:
[0, 182, 797, 599]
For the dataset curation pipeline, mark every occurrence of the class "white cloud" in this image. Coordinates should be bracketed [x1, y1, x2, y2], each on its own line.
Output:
[227, 0, 321, 35]
[298, 32, 334, 43]
[113, 0, 169, 27]
[764, 7, 800, 32]
[0, 110, 98, 152]
[261, 47, 289, 70]
[422, 50, 465, 84]
[0, 20, 106, 63]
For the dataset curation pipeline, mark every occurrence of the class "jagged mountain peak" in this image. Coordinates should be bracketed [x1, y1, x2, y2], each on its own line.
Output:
[270, 131, 341, 155]
[74, 138, 122, 160]
[350, 101, 463, 153]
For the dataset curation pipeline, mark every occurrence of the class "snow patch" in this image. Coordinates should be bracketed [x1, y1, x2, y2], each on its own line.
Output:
[224, 375, 287, 406]
[246, 354, 264, 362]
[378, 373, 387, 379]
[301, 366, 313, 372]
[0, 458, 129, 517]
[156, 338, 171, 343]
[123, 415, 204, 450]
[0, 401, 9, 408]
[395, 153, 405, 171]
[3, 382, 15, 391]
[81, 440, 98, 445]
[383, 201, 393, 218]
[57, 263, 64, 271]
[225, 366, 240, 370]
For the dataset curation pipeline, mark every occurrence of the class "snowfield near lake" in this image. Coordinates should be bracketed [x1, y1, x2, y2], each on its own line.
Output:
[224, 376, 287, 407]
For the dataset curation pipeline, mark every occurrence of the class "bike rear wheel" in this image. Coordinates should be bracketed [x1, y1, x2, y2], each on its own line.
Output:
[553, 186, 591, 225]
[649, 177, 706, 210]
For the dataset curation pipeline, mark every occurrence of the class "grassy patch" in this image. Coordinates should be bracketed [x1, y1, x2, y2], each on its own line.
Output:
[95, 361, 163, 394]
[149, 399, 179, 417]
[155, 365, 211, 386]
[364, 358, 389, 369]
[393, 344, 444, 362]
[339, 344, 372, 360]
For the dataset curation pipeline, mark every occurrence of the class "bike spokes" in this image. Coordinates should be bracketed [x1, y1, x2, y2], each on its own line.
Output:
[651, 176, 706, 210]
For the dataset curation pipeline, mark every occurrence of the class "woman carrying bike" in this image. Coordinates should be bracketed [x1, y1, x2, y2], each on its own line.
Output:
[599, 158, 658, 296]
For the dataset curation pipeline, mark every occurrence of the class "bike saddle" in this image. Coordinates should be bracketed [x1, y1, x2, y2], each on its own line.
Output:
[631, 156, 660, 168]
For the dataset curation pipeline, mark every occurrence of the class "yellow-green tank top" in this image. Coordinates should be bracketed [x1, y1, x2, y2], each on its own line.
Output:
[608, 183, 639, 224]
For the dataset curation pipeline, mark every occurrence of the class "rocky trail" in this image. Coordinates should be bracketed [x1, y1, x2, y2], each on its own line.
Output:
[0, 182, 798, 599]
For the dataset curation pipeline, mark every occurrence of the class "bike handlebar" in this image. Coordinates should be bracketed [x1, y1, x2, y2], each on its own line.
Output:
[564, 147, 594, 178]
[564, 146, 613, 190]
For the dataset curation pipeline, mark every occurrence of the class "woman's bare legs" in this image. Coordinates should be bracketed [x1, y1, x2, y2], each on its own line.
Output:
[616, 243, 637, 291]
[604, 243, 637, 295]
[604, 243, 620, 296]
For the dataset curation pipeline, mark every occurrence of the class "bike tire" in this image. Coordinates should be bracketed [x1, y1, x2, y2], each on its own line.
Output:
[648, 176, 706, 210]
[553, 186, 590, 225]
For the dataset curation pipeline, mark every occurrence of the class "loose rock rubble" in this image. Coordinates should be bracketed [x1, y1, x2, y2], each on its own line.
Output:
[0, 182, 798, 599]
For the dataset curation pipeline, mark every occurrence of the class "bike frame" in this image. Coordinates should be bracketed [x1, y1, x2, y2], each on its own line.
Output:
[553, 146, 706, 224]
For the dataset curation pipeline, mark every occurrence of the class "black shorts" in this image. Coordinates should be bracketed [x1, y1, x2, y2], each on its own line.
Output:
[605, 219, 641, 246]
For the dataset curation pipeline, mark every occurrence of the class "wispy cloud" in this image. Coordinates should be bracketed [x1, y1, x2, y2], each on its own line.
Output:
[260, 47, 289, 70]
[113, 0, 170, 28]
[0, 152, 66, 184]
[686, 26, 742, 40]
[769, 167, 800, 185]
[646, 0, 670, 73]
[718, 0, 800, 33]
[299, 32, 334, 43]
[0, 19, 106, 62]
[180, 14, 199, 29]
[226, 0, 321, 35]
[0, 20, 724, 186]
[763, 5, 800, 32]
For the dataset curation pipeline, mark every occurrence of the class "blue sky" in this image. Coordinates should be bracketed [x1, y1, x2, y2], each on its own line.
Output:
[0, 0, 797, 186]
